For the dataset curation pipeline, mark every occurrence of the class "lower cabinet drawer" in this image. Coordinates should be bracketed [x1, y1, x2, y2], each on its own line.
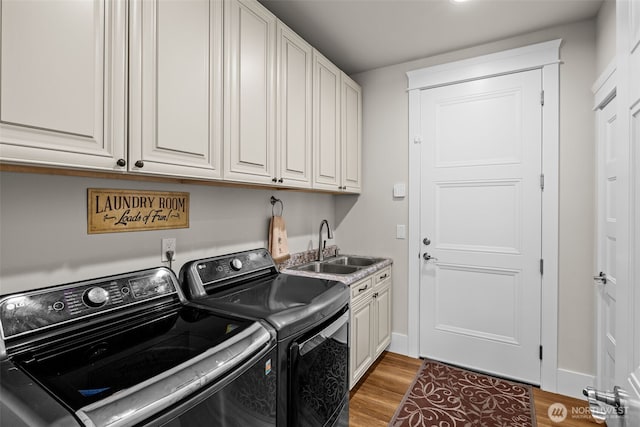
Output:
[350, 278, 372, 300]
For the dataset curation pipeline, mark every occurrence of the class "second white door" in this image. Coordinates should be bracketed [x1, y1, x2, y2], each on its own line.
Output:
[419, 70, 543, 384]
[595, 95, 617, 392]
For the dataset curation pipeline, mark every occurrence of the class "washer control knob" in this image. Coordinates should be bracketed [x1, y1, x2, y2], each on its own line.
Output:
[230, 258, 243, 271]
[83, 287, 109, 308]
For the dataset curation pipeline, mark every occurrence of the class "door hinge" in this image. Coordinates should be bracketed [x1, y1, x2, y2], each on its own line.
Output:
[540, 173, 545, 190]
[539, 345, 543, 360]
[540, 90, 545, 106]
[539, 259, 544, 275]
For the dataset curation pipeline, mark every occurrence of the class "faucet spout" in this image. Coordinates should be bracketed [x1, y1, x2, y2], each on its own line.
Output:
[318, 219, 333, 261]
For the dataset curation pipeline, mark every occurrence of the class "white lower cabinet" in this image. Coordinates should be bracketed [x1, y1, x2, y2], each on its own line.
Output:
[350, 278, 374, 386]
[350, 267, 392, 389]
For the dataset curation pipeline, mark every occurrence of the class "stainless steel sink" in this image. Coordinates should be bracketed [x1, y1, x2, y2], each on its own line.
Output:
[324, 256, 384, 267]
[292, 262, 360, 275]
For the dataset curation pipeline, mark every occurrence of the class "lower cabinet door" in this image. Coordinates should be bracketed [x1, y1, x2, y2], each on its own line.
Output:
[374, 283, 392, 357]
[350, 296, 374, 388]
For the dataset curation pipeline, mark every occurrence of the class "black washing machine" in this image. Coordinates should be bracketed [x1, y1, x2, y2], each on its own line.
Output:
[0, 267, 278, 427]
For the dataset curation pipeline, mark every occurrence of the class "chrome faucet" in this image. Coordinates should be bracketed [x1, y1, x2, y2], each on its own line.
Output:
[318, 219, 333, 261]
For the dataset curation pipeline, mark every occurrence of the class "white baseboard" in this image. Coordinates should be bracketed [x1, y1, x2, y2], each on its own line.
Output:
[556, 368, 595, 400]
[388, 332, 409, 355]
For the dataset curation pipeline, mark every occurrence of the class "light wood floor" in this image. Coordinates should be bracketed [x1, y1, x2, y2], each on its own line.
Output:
[349, 352, 604, 427]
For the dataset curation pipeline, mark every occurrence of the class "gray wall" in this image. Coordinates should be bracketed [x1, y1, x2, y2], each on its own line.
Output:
[0, 172, 335, 294]
[336, 19, 597, 376]
[596, 0, 617, 76]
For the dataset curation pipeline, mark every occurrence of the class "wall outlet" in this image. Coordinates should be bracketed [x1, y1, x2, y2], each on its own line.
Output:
[161, 238, 176, 262]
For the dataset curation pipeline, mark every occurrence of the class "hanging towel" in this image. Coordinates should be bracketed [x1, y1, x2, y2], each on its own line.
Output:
[269, 215, 291, 263]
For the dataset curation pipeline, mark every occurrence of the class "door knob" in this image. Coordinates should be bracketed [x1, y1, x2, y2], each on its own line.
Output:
[593, 272, 607, 284]
[423, 253, 438, 262]
[423, 238, 431, 246]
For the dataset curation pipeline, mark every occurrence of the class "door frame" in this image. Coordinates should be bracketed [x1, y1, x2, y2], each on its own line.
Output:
[592, 59, 617, 391]
[406, 39, 561, 392]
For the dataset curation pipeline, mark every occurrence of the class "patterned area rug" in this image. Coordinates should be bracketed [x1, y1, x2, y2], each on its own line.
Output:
[389, 359, 536, 427]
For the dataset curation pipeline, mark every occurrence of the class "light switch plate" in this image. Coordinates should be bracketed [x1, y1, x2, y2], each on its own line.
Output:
[396, 224, 406, 239]
[393, 183, 406, 198]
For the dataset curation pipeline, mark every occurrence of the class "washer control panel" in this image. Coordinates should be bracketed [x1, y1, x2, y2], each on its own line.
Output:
[0, 267, 177, 340]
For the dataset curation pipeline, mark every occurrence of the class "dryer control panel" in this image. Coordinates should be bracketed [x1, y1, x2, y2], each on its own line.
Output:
[181, 248, 276, 298]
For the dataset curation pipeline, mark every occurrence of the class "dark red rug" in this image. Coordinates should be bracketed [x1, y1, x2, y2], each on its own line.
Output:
[389, 359, 536, 427]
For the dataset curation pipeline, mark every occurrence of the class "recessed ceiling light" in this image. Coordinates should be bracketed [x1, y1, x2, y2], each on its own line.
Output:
[451, 0, 471, 3]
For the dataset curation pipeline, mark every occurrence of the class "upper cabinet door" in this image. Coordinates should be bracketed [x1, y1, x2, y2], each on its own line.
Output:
[129, 0, 223, 179]
[313, 51, 341, 191]
[0, 0, 127, 170]
[224, 0, 276, 184]
[276, 23, 312, 188]
[341, 74, 362, 193]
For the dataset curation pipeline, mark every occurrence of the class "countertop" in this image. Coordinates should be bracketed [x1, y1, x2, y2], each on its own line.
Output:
[282, 255, 393, 286]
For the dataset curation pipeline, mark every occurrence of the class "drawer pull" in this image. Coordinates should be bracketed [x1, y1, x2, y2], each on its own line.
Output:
[379, 273, 389, 280]
[358, 284, 368, 293]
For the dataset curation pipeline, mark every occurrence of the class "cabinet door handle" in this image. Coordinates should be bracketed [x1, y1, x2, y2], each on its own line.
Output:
[116, 158, 126, 167]
[278, 178, 284, 183]
[134, 160, 144, 168]
[358, 284, 368, 293]
[272, 177, 278, 182]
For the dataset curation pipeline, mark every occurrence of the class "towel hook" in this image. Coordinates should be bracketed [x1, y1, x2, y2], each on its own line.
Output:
[270, 196, 284, 216]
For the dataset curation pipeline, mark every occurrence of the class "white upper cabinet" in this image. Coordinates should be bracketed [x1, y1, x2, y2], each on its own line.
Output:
[128, 0, 223, 179]
[1, 0, 362, 193]
[224, 0, 277, 185]
[341, 74, 362, 192]
[0, 0, 127, 170]
[312, 51, 362, 193]
[313, 50, 342, 191]
[275, 22, 313, 188]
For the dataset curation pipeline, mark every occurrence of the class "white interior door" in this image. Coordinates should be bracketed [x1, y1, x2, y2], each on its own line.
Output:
[419, 70, 543, 384]
[595, 95, 618, 392]
[616, 1, 640, 424]
[589, 1, 640, 425]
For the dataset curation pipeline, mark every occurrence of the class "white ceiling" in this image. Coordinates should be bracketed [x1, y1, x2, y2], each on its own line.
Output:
[258, 0, 604, 74]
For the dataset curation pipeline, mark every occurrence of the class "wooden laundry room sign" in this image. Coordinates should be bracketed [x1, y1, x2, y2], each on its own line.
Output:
[87, 189, 189, 234]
